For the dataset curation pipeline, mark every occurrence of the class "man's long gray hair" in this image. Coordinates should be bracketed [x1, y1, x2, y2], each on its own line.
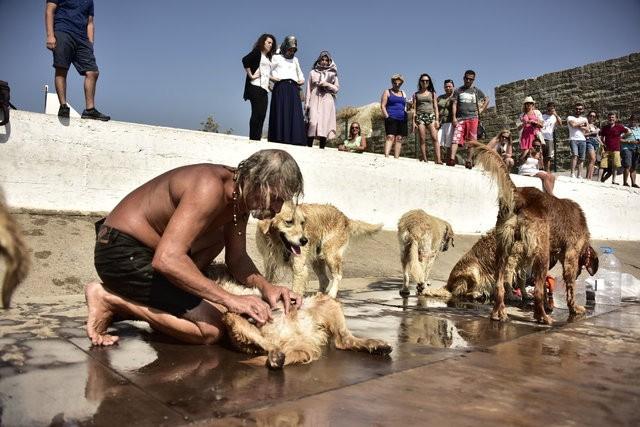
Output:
[236, 149, 304, 206]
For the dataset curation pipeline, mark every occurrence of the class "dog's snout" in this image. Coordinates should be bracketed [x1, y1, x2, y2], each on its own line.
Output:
[299, 236, 308, 246]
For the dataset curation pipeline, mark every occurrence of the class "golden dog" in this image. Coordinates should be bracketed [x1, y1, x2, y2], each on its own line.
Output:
[208, 265, 392, 369]
[446, 228, 525, 302]
[256, 201, 382, 298]
[0, 188, 30, 308]
[469, 141, 599, 324]
[397, 209, 454, 297]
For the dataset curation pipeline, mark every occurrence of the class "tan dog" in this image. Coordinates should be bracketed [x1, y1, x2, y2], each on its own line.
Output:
[397, 209, 454, 297]
[209, 265, 392, 369]
[0, 188, 30, 308]
[256, 201, 382, 298]
[469, 141, 599, 324]
[446, 228, 525, 302]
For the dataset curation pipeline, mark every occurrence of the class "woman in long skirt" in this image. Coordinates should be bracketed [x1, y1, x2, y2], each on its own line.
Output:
[268, 36, 306, 146]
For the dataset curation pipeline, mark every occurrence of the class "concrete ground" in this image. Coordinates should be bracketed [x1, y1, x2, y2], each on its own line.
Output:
[1, 212, 639, 426]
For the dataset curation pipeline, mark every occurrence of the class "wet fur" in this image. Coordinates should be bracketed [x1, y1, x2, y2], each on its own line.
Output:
[0, 189, 30, 308]
[397, 209, 454, 297]
[209, 265, 392, 369]
[256, 201, 382, 298]
[469, 141, 599, 324]
[446, 228, 526, 302]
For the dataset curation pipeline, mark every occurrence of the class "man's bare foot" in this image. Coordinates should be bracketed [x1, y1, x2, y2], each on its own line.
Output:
[85, 281, 119, 346]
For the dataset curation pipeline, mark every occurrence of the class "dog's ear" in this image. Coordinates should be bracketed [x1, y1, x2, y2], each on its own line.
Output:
[257, 219, 271, 235]
[583, 245, 599, 276]
[448, 225, 455, 248]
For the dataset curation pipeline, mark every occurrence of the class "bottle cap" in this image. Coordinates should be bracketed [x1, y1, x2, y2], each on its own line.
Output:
[599, 246, 614, 254]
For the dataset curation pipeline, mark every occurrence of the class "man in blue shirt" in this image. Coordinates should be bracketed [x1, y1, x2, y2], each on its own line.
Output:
[45, 0, 110, 121]
[621, 114, 640, 187]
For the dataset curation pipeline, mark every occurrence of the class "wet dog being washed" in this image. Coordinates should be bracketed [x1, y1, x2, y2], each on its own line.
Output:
[397, 209, 454, 297]
[210, 265, 392, 369]
[256, 201, 382, 298]
[469, 141, 598, 324]
[0, 188, 30, 308]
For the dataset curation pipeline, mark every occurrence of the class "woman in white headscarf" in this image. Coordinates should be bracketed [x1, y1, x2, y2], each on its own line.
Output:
[305, 51, 339, 149]
[268, 35, 306, 146]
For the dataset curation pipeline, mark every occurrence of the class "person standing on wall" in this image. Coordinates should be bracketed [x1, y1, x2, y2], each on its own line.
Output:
[437, 79, 455, 165]
[268, 36, 306, 146]
[540, 102, 563, 173]
[45, 0, 110, 121]
[411, 73, 441, 163]
[242, 34, 277, 141]
[305, 51, 339, 149]
[450, 70, 489, 168]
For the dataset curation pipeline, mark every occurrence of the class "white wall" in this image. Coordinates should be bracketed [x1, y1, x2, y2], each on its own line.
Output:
[1, 110, 638, 239]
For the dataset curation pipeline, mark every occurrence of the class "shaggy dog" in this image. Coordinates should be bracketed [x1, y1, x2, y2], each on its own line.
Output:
[446, 228, 525, 302]
[469, 141, 599, 324]
[397, 209, 454, 297]
[256, 201, 382, 298]
[208, 265, 392, 369]
[0, 188, 30, 308]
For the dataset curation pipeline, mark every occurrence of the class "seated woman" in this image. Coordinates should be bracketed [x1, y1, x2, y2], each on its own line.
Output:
[486, 130, 514, 169]
[338, 122, 367, 153]
[518, 142, 555, 195]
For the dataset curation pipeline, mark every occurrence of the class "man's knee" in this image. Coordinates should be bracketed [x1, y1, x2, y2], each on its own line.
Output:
[85, 70, 99, 80]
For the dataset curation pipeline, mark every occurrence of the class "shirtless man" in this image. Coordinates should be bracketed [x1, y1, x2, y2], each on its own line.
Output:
[86, 149, 304, 346]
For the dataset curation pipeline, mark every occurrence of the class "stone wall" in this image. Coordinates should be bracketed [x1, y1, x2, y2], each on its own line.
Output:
[334, 52, 640, 169]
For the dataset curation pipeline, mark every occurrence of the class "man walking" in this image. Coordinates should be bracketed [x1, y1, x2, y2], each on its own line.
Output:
[45, 0, 110, 120]
[449, 70, 489, 168]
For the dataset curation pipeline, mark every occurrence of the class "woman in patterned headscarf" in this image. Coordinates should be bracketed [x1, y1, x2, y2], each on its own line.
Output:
[267, 36, 306, 146]
[305, 51, 339, 149]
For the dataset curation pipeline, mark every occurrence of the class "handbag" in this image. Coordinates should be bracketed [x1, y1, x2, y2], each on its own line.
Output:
[536, 130, 546, 146]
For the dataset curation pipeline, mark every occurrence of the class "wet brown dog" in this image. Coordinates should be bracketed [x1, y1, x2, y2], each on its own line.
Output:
[0, 188, 30, 308]
[397, 209, 454, 297]
[446, 228, 525, 301]
[469, 141, 599, 324]
[209, 265, 392, 369]
[256, 201, 382, 298]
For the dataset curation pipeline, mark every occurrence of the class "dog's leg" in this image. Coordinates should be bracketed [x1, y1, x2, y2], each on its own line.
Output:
[491, 268, 508, 321]
[532, 256, 553, 325]
[400, 244, 412, 296]
[311, 258, 331, 294]
[290, 254, 309, 295]
[323, 251, 344, 299]
[221, 313, 286, 369]
[318, 296, 392, 355]
[562, 251, 586, 315]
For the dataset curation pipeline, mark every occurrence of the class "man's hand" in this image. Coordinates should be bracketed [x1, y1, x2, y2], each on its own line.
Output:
[46, 35, 56, 51]
[225, 294, 273, 325]
[261, 284, 302, 315]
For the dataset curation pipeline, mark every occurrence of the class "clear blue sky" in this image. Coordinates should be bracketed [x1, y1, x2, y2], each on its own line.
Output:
[1, 0, 639, 136]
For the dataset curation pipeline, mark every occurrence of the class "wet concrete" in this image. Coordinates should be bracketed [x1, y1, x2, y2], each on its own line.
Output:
[1, 285, 639, 426]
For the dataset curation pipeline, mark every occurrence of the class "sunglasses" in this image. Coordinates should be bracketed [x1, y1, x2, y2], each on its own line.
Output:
[350, 126, 360, 130]
[420, 79, 430, 83]
[533, 145, 542, 150]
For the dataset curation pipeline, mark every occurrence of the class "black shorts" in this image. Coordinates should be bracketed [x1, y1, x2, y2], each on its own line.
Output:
[93, 219, 201, 317]
[52, 30, 98, 75]
[384, 117, 408, 137]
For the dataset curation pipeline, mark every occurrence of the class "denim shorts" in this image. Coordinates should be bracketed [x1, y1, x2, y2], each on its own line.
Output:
[93, 219, 201, 317]
[585, 137, 599, 153]
[621, 149, 639, 169]
[52, 30, 98, 75]
[570, 140, 586, 160]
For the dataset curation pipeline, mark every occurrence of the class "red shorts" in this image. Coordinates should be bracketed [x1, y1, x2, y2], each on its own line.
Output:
[452, 118, 479, 145]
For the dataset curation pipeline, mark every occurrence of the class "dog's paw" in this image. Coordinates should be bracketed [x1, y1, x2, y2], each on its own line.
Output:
[570, 304, 586, 315]
[416, 283, 425, 295]
[490, 310, 508, 322]
[369, 341, 393, 355]
[266, 350, 285, 370]
[536, 314, 553, 325]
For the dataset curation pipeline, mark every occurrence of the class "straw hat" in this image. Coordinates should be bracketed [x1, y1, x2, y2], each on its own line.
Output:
[523, 96, 535, 104]
[391, 74, 404, 83]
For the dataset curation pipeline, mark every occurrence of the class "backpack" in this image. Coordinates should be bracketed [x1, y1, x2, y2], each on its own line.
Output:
[0, 80, 14, 126]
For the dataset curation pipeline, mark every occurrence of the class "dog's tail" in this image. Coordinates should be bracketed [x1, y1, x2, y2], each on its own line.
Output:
[0, 195, 31, 309]
[468, 140, 518, 218]
[348, 220, 383, 238]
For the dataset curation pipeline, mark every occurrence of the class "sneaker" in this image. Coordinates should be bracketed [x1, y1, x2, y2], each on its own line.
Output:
[446, 159, 456, 166]
[81, 108, 110, 121]
[633, 184, 639, 188]
[577, 176, 583, 180]
[465, 161, 472, 169]
[570, 173, 576, 178]
[624, 183, 630, 187]
[58, 104, 70, 118]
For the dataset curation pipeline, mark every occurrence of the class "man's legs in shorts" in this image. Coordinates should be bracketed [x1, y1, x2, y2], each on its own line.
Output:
[450, 120, 468, 166]
[621, 149, 632, 186]
[463, 118, 478, 167]
[543, 139, 554, 173]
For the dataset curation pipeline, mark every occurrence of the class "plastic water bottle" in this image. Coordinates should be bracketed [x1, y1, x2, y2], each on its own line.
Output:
[594, 246, 622, 306]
